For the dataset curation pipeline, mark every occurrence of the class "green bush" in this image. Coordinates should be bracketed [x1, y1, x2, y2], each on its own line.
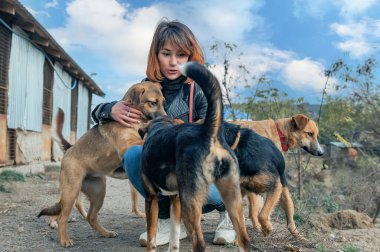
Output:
[342, 245, 360, 252]
[0, 170, 25, 182]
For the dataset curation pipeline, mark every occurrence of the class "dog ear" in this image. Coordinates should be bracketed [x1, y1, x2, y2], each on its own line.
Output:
[292, 114, 309, 130]
[123, 85, 146, 105]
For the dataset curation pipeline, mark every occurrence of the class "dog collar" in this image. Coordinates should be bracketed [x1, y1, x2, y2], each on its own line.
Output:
[275, 123, 289, 152]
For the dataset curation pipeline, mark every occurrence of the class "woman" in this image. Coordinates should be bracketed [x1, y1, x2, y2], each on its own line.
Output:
[91, 19, 235, 247]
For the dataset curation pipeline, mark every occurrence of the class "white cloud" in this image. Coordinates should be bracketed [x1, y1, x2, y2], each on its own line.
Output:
[293, 0, 378, 20]
[281, 58, 328, 91]
[206, 43, 328, 95]
[45, 0, 59, 9]
[330, 22, 366, 38]
[330, 19, 380, 58]
[333, 0, 378, 19]
[49, 0, 162, 77]
[293, 1, 380, 59]
[24, 6, 50, 18]
[335, 40, 372, 58]
[293, 0, 331, 20]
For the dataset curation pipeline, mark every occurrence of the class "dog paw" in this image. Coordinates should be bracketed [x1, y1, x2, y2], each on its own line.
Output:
[253, 224, 262, 233]
[291, 231, 307, 241]
[60, 239, 74, 247]
[287, 224, 307, 241]
[260, 221, 273, 236]
[105, 231, 118, 238]
[133, 210, 146, 218]
[49, 221, 58, 229]
[167, 245, 179, 252]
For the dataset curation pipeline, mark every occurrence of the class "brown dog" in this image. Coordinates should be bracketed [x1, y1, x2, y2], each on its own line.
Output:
[38, 81, 166, 247]
[47, 108, 146, 229]
[231, 114, 324, 240]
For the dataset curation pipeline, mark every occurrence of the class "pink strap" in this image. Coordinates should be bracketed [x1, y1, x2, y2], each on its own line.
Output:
[189, 81, 195, 123]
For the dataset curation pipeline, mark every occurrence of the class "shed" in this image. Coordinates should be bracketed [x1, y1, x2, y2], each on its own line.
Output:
[326, 142, 363, 161]
[0, 0, 105, 166]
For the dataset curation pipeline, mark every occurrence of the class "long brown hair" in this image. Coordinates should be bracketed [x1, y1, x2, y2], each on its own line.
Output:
[146, 19, 205, 82]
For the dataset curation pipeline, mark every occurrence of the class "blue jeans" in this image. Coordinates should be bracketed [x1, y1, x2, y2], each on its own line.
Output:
[123, 145, 226, 219]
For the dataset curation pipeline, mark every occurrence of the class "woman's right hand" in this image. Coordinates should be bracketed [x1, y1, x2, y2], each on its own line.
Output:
[111, 101, 143, 128]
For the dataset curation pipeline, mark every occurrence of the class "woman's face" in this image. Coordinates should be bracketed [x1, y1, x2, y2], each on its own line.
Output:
[158, 41, 189, 80]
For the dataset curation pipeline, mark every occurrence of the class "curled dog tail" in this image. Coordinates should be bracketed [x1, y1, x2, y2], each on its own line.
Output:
[52, 108, 72, 152]
[179, 62, 223, 140]
[38, 202, 62, 217]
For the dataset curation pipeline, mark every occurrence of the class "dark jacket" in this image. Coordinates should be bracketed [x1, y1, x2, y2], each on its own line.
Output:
[91, 76, 208, 125]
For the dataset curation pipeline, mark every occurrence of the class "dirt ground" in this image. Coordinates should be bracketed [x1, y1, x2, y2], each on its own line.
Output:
[0, 164, 379, 252]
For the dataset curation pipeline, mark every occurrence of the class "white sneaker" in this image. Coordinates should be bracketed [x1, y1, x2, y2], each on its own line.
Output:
[213, 211, 236, 245]
[139, 218, 187, 247]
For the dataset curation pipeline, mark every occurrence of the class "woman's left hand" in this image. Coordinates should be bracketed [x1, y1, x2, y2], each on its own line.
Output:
[111, 101, 142, 128]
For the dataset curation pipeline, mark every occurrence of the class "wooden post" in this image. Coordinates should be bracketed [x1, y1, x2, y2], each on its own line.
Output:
[297, 150, 302, 201]
[0, 114, 7, 163]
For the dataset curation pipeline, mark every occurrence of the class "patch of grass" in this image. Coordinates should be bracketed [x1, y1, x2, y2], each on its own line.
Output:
[342, 245, 360, 252]
[317, 245, 329, 252]
[0, 170, 25, 182]
[293, 212, 307, 226]
[223, 242, 236, 250]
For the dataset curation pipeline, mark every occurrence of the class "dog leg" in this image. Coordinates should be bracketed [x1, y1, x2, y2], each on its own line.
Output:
[247, 193, 262, 233]
[82, 176, 118, 238]
[130, 181, 145, 218]
[48, 193, 86, 229]
[146, 194, 159, 252]
[181, 196, 205, 252]
[215, 176, 251, 252]
[58, 171, 83, 247]
[279, 187, 306, 240]
[58, 164, 85, 247]
[168, 195, 181, 252]
[49, 216, 58, 229]
[75, 193, 87, 219]
[258, 179, 282, 236]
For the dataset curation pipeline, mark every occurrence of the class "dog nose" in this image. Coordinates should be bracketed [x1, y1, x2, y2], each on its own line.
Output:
[159, 110, 167, 116]
[317, 146, 324, 156]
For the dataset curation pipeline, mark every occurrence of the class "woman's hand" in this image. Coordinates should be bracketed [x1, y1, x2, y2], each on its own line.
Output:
[111, 101, 143, 128]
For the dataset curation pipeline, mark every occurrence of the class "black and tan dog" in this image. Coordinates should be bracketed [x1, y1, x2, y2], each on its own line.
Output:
[140, 62, 250, 252]
[232, 115, 324, 239]
[46, 108, 146, 229]
[223, 122, 286, 237]
[38, 81, 166, 247]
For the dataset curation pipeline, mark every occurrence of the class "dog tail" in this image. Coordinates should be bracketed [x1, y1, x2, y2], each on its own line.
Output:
[179, 62, 223, 139]
[38, 202, 62, 217]
[52, 108, 72, 152]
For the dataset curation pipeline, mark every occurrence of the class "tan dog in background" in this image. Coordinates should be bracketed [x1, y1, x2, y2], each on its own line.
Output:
[231, 114, 324, 240]
[38, 81, 166, 247]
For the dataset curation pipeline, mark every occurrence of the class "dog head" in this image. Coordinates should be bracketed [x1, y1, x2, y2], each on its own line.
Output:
[122, 81, 166, 121]
[289, 114, 324, 156]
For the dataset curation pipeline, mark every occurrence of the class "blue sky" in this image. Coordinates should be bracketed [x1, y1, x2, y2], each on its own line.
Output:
[19, 0, 380, 106]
